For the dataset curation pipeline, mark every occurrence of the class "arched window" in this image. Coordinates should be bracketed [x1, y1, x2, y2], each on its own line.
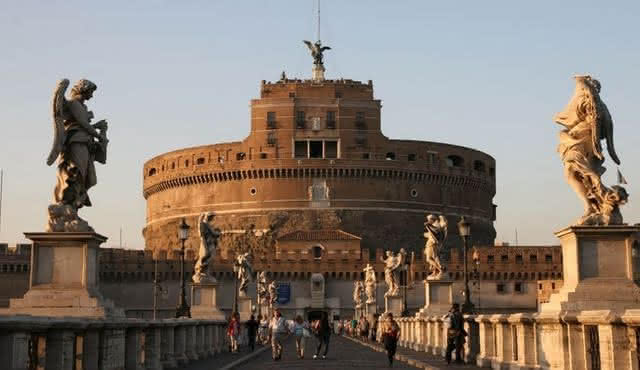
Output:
[148, 168, 157, 176]
[312, 245, 324, 259]
[473, 160, 486, 172]
[196, 157, 205, 165]
[446, 155, 464, 168]
[385, 152, 396, 160]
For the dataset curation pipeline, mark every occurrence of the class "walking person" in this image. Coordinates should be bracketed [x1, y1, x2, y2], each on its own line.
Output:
[245, 314, 259, 352]
[444, 303, 467, 364]
[270, 309, 289, 361]
[370, 314, 379, 342]
[312, 311, 331, 359]
[381, 312, 400, 367]
[227, 312, 241, 353]
[259, 314, 269, 345]
[292, 315, 310, 359]
[360, 317, 370, 341]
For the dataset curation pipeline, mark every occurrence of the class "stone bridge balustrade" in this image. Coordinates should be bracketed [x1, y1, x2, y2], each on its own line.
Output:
[0, 316, 228, 370]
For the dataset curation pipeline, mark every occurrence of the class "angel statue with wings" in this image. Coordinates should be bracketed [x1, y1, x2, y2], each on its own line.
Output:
[46, 79, 109, 232]
[381, 249, 406, 297]
[303, 40, 331, 66]
[554, 75, 628, 226]
[424, 214, 448, 280]
[234, 252, 253, 296]
[353, 281, 364, 309]
[192, 212, 221, 284]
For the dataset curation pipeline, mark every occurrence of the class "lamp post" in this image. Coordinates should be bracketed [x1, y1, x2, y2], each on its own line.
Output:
[472, 247, 481, 313]
[175, 218, 191, 318]
[458, 216, 474, 314]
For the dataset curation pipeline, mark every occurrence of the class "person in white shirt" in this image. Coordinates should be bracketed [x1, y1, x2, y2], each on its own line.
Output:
[269, 309, 289, 361]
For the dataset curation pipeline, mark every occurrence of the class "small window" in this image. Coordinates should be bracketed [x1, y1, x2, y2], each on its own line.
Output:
[474, 160, 486, 172]
[196, 157, 205, 165]
[289, 92, 295, 98]
[148, 168, 157, 176]
[362, 153, 370, 159]
[296, 111, 305, 129]
[427, 152, 438, 165]
[551, 282, 556, 290]
[310, 141, 323, 158]
[294, 141, 307, 158]
[515, 255, 523, 264]
[545, 254, 553, 263]
[446, 155, 465, 168]
[236, 152, 246, 160]
[325, 141, 338, 159]
[267, 132, 277, 146]
[487, 255, 495, 263]
[385, 152, 396, 160]
[530, 255, 538, 263]
[497, 283, 505, 293]
[335, 92, 342, 99]
[171, 162, 175, 170]
[514, 282, 523, 293]
[489, 167, 495, 176]
[185, 160, 190, 167]
[355, 112, 366, 129]
[408, 153, 416, 161]
[267, 111, 276, 129]
[327, 111, 336, 129]
[249, 187, 257, 196]
[538, 283, 542, 290]
[259, 153, 268, 159]
[501, 255, 508, 263]
[312, 246, 323, 259]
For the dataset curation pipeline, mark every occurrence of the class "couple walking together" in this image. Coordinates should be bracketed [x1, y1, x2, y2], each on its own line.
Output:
[270, 309, 331, 361]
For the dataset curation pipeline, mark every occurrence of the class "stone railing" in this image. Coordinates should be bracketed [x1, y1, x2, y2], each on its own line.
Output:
[386, 311, 640, 370]
[0, 315, 228, 370]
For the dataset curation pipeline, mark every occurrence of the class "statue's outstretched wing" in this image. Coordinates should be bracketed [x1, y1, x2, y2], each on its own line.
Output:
[47, 79, 69, 166]
[599, 101, 620, 165]
[303, 40, 313, 51]
[321, 46, 331, 52]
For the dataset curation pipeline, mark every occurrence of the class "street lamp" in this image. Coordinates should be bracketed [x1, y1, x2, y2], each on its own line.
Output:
[175, 218, 191, 318]
[457, 216, 474, 314]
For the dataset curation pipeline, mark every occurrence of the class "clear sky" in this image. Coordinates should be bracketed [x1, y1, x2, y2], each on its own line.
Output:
[0, 1, 638, 248]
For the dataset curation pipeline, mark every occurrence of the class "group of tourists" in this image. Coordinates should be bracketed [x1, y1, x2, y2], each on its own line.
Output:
[226, 309, 332, 361]
[336, 315, 378, 342]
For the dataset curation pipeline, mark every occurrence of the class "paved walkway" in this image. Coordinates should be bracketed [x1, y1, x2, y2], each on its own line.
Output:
[183, 334, 475, 369]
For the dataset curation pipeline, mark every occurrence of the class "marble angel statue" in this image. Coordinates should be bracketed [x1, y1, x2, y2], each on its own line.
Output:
[268, 280, 278, 305]
[353, 281, 364, 308]
[424, 214, 448, 280]
[554, 75, 628, 226]
[234, 252, 253, 296]
[363, 264, 377, 304]
[257, 271, 269, 306]
[192, 212, 220, 283]
[381, 249, 406, 297]
[46, 79, 109, 232]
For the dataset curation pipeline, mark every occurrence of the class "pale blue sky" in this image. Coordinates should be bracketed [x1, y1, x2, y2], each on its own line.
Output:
[0, 1, 638, 248]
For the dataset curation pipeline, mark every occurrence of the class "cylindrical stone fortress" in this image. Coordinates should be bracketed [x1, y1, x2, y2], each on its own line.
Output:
[142, 78, 496, 255]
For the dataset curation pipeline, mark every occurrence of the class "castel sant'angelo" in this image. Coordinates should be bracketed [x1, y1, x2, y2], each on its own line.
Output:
[142, 43, 497, 258]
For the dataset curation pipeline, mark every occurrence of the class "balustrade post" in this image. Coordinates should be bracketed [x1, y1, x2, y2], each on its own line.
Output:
[160, 321, 177, 369]
[0, 330, 30, 370]
[195, 323, 205, 359]
[144, 324, 162, 370]
[125, 323, 147, 370]
[463, 314, 479, 364]
[184, 322, 198, 361]
[174, 323, 189, 366]
[203, 324, 214, 357]
[475, 315, 494, 367]
[491, 315, 513, 369]
[598, 323, 630, 370]
[100, 322, 126, 370]
[83, 324, 102, 370]
[433, 319, 443, 356]
[425, 318, 434, 353]
[46, 329, 76, 370]
[507, 314, 536, 368]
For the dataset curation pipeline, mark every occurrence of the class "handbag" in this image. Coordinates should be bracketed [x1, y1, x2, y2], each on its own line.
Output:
[303, 327, 312, 338]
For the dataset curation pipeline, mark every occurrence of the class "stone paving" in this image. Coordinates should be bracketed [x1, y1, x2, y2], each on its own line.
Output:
[182, 334, 474, 369]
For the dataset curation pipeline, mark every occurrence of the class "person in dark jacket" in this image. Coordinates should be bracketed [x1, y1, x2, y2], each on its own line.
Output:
[313, 311, 331, 359]
[245, 314, 259, 352]
[381, 312, 400, 367]
[445, 303, 466, 364]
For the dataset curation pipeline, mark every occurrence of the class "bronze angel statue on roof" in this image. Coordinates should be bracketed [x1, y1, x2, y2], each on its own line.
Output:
[46, 79, 109, 232]
[303, 40, 331, 66]
[554, 75, 628, 226]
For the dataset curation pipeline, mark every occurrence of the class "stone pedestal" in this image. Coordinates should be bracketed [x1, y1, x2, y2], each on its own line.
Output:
[237, 296, 253, 321]
[417, 279, 453, 317]
[6, 232, 124, 318]
[365, 302, 377, 318]
[312, 65, 325, 81]
[384, 295, 403, 317]
[190, 283, 225, 320]
[540, 225, 640, 314]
